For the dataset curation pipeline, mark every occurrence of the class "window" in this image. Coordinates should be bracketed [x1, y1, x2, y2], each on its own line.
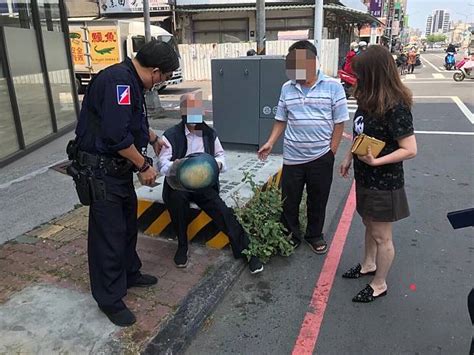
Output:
[0, 0, 34, 29]
[42, 30, 76, 129]
[266, 16, 313, 37]
[193, 18, 249, 43]
[4, 26, 53, 146]
[37, 0, 62, 32]
[0, 50, 20, 159]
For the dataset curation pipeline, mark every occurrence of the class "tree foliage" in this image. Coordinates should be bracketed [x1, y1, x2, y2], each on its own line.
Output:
[426, 34, 447, 43]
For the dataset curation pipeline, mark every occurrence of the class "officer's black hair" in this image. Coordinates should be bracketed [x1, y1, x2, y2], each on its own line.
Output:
[135, 40, 180, 73]
[288, 40, 318, 57]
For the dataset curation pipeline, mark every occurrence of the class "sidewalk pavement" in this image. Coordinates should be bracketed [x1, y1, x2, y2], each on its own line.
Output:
[0, 80, 237, 353]
[0, 205, 240, 353]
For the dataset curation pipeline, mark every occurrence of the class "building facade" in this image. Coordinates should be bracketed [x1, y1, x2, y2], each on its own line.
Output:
[0, 0, 79, 166]
[361, 0, 408, 48]
[174, 1, 377, 48]
[426, 9, 450, 35]
[426, 15, 433, 36]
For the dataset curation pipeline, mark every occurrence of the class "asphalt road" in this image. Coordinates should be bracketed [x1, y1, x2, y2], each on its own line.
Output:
[186, 51, 474, 355]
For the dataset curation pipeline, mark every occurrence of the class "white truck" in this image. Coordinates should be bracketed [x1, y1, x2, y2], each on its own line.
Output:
[68, 19, 183, 93]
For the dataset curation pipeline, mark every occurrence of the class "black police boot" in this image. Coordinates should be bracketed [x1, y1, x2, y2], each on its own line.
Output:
[128, 274, 158, 288]
[99, 305, 136, 327]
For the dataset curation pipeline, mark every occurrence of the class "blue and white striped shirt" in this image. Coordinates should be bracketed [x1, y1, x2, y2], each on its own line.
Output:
[275, 72, 350, 165]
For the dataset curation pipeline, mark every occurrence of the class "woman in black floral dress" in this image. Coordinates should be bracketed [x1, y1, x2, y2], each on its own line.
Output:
[339, 45, 418, 303]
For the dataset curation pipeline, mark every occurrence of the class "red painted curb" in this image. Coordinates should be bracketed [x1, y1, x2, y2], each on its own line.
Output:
[292, 181, 357, 355]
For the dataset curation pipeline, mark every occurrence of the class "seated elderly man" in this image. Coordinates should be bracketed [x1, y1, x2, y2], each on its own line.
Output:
[157, 92, 263, 274]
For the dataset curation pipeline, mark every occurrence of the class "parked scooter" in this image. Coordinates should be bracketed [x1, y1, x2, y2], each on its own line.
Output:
[338, 69, 357, 98]
[445, 52, 456, 70]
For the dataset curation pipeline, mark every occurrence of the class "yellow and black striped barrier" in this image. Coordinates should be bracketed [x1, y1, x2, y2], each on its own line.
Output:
[137, 168, 283, 249]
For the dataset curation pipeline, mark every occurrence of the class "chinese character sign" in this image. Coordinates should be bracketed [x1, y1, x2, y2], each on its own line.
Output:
[69, 32, 86, 65]
[369, 0, 382, 18]
[99, 0, 170, 14]
[89, 29, 120, 65]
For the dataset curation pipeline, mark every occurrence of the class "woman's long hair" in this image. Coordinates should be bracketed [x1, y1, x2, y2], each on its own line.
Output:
[352, 45, 413, 118]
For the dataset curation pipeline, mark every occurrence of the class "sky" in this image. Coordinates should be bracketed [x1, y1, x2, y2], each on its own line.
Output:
[407, 0, 474, 31]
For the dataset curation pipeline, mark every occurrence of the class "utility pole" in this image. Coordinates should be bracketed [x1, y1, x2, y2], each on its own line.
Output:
[144, 0, 152, 42]
[314, 0, 324, 54]
[386, 0, 395, 52]
[143, 0, 163, 118]
[256, 0, 266, 55]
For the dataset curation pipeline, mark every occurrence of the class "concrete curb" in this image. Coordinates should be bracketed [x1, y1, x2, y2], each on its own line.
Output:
[143, 254, 246, 355]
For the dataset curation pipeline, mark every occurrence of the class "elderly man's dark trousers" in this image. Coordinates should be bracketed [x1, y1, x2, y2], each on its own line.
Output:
[88, 176, 142, 312]
[163, 183, 249, 258]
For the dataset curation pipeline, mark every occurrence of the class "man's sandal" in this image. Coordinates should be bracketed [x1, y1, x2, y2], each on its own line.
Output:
[307, 238, 328, 255]
[352, 284, 387, 303]
[342, 264, 376, 279]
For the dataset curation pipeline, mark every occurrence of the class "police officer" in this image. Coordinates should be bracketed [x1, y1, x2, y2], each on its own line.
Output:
[72, 40, 179, 326]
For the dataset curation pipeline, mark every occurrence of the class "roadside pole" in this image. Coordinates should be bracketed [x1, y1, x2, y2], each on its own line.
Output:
[143, 0, 164, 119]
[314, 0, 323, 55]
[256, 0, 266, 54]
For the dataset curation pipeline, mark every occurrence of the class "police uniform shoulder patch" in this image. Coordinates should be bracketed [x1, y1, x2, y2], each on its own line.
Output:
[117, 85, 131, 105]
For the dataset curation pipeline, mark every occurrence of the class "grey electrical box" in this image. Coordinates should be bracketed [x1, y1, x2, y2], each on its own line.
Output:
[212, 56, 288, 154]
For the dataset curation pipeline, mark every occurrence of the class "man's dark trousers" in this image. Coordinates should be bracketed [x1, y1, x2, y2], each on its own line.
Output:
[281, 150, 335, 242]
[163, 182, 248, 258]
[88, 174, 142, 312]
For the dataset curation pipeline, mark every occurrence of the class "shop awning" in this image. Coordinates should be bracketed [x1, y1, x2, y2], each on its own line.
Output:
[175, 3, 382, 26]
[127, 16, 171, 22]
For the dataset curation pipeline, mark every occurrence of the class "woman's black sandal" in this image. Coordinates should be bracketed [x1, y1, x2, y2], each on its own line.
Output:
[342, 264, 376, 279]
[352, 284, 387, 303]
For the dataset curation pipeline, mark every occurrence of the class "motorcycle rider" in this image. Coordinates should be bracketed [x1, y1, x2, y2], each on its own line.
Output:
[445, 43, 457, 69]
[343, 42, 358, 75]
[357, 41, 368, 55]
[446, 43, 457, 54]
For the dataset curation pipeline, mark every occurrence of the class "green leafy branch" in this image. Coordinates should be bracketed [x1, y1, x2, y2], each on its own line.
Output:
[232, 172, 294, 264]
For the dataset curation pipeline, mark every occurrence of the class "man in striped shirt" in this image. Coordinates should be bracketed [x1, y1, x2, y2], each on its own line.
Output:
[258, 40, 349, 254]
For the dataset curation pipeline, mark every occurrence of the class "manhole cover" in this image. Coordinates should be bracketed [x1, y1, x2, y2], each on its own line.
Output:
[50, 160, 71, 175]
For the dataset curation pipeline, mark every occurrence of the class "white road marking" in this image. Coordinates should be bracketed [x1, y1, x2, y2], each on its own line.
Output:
[0, 159, 67, 190]
[432, 73, 445, 79]
[406, 81, 473, 84]
[415, 130, 474, 136]
[413, 96, 453, 98]
[413, 96, 474, 124]
[404, 77, 451, 81]
[405, 74, 416, 80]
[432, 54, 446, 60]
[452, 96, 474, 124]
[422, 56, 444, 73]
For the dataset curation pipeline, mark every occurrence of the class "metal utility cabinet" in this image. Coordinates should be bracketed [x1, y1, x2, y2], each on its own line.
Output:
[211, 56, 288, 154]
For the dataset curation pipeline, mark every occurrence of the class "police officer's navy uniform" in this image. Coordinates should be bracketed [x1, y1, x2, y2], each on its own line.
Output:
[75, 58, 148, 313]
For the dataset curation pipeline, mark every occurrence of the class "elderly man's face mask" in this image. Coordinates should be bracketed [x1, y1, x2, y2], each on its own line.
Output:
[180, 93, 204, 125]
[285, 49, 318, 83]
